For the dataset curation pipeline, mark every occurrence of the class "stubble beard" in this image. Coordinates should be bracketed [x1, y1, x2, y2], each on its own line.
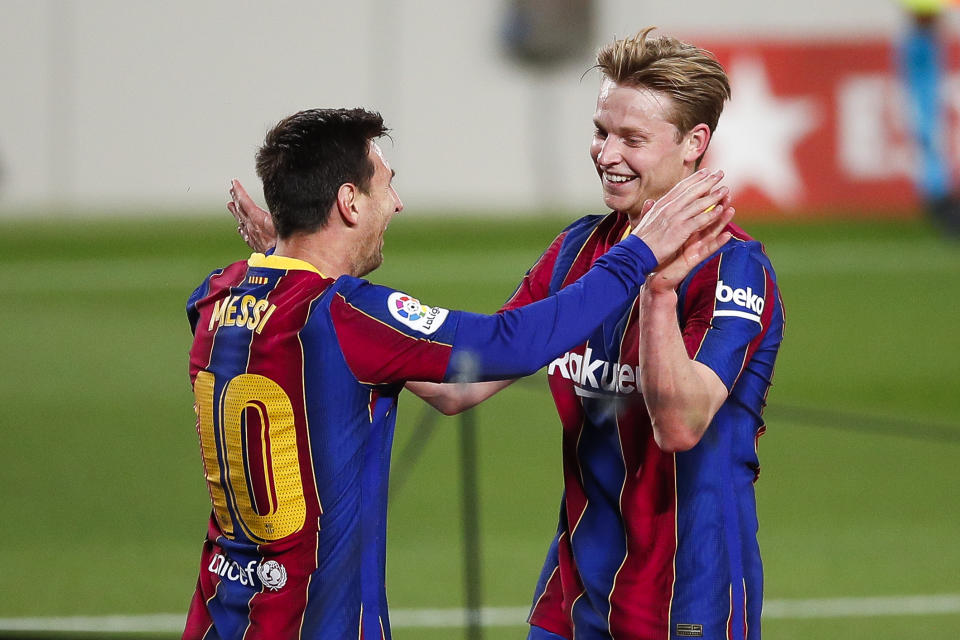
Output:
[353, 227, 385, 278]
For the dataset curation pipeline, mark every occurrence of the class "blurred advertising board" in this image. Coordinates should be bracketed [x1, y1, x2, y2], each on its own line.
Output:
[699, 38, 959, 217]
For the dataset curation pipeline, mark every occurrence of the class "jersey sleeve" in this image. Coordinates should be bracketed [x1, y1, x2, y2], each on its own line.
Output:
[332, 235, 656, 385]
[329, 279, 461, 385]
[448, 235, 657, 381]
[679, 243, 778, 391]
[186, 268, 225, 335]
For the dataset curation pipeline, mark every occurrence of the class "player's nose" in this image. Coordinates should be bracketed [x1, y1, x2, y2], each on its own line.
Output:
[596, 137, 623, 167]
[392, 188, 404, 214]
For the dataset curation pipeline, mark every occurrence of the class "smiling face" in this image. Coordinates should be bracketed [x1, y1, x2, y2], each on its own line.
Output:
[352, 142, 403, 277]
[590, 78, 706, 223]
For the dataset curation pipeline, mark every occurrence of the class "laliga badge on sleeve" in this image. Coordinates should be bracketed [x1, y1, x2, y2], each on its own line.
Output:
[387, 292, 449, 335]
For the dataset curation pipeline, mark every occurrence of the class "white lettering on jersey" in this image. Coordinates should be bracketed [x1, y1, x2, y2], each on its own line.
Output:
[547, 349, 642, 397]
[207, 553, 287, 591]
[714, 279, 764, 322]
[387, 292, 449, 335]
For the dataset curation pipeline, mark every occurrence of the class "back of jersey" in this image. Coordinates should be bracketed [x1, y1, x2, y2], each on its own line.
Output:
[184, 254, 334, 639]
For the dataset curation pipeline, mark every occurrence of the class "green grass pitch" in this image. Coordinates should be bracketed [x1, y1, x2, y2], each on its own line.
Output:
[0, 212, 957, 639]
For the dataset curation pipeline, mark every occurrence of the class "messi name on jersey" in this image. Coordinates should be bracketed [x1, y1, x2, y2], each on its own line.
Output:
[207, 294, 278, 333]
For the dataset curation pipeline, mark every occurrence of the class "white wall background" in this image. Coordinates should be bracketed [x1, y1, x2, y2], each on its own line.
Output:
[0, 0, 927, 216]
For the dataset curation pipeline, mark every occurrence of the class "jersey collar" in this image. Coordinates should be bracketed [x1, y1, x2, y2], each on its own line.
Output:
[247, 253, 327, 278]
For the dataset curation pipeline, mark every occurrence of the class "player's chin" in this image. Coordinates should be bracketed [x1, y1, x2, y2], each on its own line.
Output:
[601, 189, 637, 214]
[357, 253, 384, 278]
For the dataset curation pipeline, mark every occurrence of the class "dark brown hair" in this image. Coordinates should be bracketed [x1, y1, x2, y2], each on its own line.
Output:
[255, 108, 389, 238]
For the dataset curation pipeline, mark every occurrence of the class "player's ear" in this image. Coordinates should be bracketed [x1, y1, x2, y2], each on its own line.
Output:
[683, 123, 712, 165]
[335, 183, 361, 227]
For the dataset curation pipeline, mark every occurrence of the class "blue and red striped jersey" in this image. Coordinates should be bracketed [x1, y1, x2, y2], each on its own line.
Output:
[181, 239, 660, 640]
[504, 212, 784, 640]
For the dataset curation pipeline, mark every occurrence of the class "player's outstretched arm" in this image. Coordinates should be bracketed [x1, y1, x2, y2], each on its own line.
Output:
[638, 198, 733, 452]
[408, 174, 733, 414]
[228, 179, 277, 253]
[445, 174, 732, 383]
[405, 379, 517, 415]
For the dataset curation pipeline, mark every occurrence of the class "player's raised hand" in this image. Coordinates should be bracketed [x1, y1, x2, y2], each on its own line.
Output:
[629, 168, 730, 264]
[228, 179, 277, 253]
[645, 196, 734, 294]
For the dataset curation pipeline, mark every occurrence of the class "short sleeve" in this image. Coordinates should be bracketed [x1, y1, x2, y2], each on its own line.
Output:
[679, 243, 778, 391]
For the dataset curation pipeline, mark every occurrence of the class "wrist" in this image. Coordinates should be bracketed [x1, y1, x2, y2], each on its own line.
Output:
[641, 278, 679, 304]
[619, 235, 659, 277]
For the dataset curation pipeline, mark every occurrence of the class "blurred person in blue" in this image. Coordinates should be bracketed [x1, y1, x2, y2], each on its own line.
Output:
[231, 28, 784, 640]
[898, 0, 960, 234]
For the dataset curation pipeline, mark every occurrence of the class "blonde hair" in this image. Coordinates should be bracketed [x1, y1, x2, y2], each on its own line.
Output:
[595, 27, 730, 142]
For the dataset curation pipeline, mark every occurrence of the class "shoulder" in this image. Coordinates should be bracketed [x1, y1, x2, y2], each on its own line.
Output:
[687, 224, 777, 285]
[557, 212, 622, 247]
[678, 225, 781, 316]
[328, 275, 454, 339]
[561, 213, 609, 235]
[552, 211, 624, 266]
[187, 259, 248, 307]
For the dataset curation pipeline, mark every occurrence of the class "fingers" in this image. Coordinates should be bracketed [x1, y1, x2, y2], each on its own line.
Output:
[229, 180, 247, 223]
[684, 206, 735, 262]
[231, 179, 258, 217]
[646, 169, 726, 238]
[700, 185, 729, 213]
[645, 168, 727, 226]
[229, 181, 256, 248]
[666, 168, 725, 210]
[640, 198, 656, 218]
[645, 199, 734, 291]
[686, 185, 731, 233]
[700, 207, 735, 255]
[231, 178, 251, 200]
[227, 200, 241, 223]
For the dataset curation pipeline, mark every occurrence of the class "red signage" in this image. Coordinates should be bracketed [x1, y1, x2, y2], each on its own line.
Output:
[698, 38, 959, 218]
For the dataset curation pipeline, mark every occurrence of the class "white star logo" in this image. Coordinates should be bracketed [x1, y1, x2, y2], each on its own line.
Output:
[706, 57, 820, 208]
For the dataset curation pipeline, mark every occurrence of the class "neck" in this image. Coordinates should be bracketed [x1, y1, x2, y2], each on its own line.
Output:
[274, 233, 353, 279]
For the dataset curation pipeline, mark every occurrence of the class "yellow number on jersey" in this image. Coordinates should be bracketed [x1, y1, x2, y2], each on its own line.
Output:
[194, 371, 306, 542]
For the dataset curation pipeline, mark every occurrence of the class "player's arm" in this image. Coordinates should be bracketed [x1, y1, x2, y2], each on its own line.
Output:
[639, 291, 728, 452]
[404, 225, 571, 413]
[637, 198, 733, 452]
[446, 169, 733, 381]
[405, 379, 517, 415]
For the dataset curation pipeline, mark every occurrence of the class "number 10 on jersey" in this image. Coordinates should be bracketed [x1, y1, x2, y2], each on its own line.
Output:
[193, 371, 307, 543]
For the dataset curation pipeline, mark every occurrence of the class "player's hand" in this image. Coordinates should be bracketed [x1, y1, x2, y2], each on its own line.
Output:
[228, 179, 277, 253]
[645, 194, 735, 294]
[629, 168, 730, 265]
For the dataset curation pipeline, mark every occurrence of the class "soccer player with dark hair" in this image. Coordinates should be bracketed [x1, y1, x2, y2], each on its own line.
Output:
[185, 106, 732, 639]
